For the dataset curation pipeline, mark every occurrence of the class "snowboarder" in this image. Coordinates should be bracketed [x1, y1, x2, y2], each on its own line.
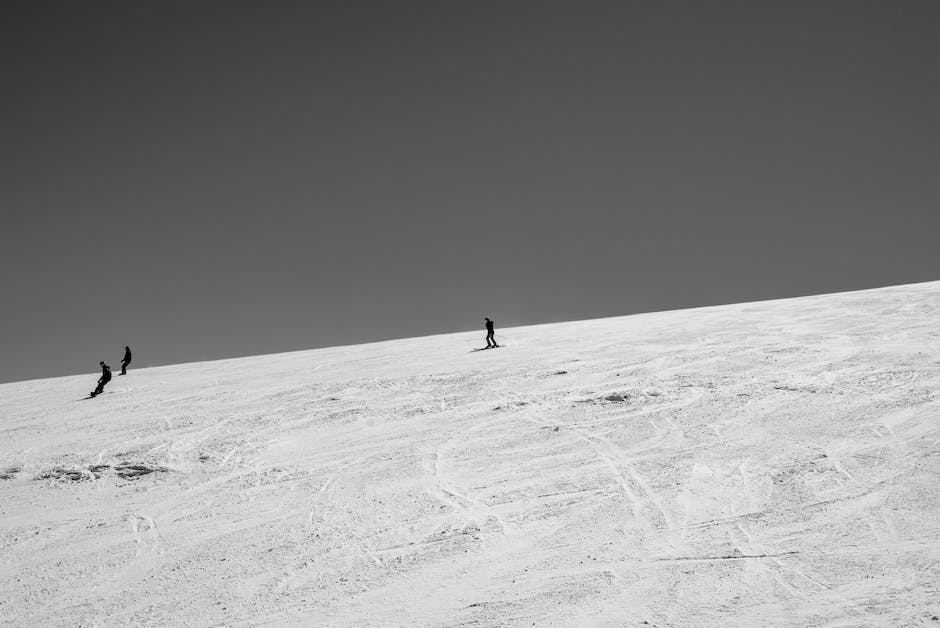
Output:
[91, 361, 111, 397]
[120, 346, 132, 375]
[485, 317, 498, 348]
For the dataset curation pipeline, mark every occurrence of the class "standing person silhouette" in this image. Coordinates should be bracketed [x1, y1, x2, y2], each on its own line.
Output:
[485, 317, 498, 348]
[91, 361, 112, 397]
[120, 346, 132, 375]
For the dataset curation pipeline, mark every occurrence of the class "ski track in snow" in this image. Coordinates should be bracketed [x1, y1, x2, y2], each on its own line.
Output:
[2, 282, 940, 626]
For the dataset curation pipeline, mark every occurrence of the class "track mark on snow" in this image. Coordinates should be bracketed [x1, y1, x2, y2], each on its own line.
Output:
[655, 551, 799, 562]
[306, 474, 337, 532]
[421, 445, 516, 538]
[568, 427, 676, 530]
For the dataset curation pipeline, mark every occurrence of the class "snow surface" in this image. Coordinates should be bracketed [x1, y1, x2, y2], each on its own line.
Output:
[2, 282, 939, 627]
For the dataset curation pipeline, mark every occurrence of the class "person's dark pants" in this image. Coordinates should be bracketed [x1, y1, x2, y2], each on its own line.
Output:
[94, 376, 111, 395]
[486, 331, 497, 347]
[121, 360, 130, 375]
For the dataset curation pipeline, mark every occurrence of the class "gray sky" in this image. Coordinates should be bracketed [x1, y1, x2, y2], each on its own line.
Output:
[2, 1, 938, 384]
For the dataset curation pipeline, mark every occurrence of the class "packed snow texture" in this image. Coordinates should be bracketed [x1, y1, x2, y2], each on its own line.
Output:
[2, 282, 939, 627]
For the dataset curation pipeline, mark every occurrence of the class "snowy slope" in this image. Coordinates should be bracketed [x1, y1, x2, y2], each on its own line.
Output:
[2, 282, 939, 627]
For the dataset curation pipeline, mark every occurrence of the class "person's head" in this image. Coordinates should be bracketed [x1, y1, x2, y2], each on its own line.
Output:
[485, 317, 490, 321]
[99, 361, 105, 366]
[125, 346, 129, 351]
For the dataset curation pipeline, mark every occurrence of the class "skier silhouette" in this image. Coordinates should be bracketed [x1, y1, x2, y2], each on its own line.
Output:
[120, 346, 132, 375]
[485, 317, 498, 348]
[91, 361, 112, 397]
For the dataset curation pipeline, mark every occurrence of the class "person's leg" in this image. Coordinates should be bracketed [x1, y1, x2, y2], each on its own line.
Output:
[120, 362, 127, 375]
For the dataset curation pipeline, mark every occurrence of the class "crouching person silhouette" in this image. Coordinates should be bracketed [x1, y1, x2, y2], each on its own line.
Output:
[91, 361, 111, 397]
